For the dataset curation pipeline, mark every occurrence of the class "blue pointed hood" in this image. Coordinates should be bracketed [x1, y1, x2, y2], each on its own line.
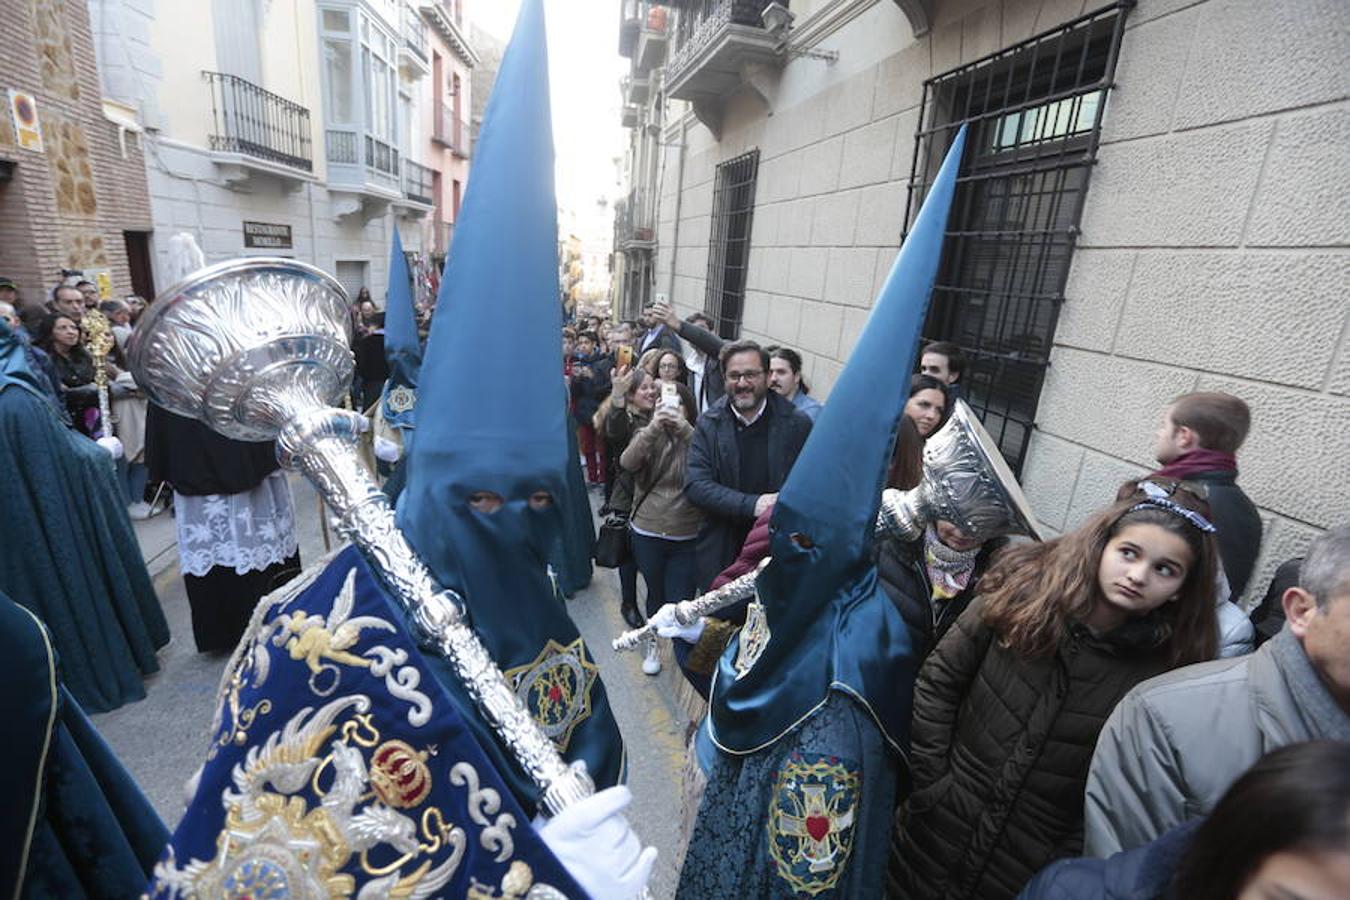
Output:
[393, 0, 623, 812]
[381, 228, 422, 432]
[710, 126, 968, 756]
[0, 321, 48, 401]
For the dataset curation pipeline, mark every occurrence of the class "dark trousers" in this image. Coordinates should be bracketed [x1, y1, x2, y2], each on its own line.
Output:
[618, 558, 639, 608]
[576, 423, 604, 483]
[630, 531, 698, 619]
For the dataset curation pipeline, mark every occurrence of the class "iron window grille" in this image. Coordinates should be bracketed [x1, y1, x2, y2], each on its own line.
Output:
[703, 149, 760, 339]
[902, 2, 1131, 474]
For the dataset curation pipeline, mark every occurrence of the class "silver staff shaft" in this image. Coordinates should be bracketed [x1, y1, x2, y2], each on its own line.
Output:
[278, 408, 594, 817]
[612, 558, 769, 652]
[611, 492, 920, 654]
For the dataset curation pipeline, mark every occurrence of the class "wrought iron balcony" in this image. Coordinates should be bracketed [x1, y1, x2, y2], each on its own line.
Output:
[403, 4, 428, 61]
[403, 159, 434, 205]
[665, 0, 780, 106]
[617, 189, 655, 250]
[399, 4, 431, 78]
[619, 0, 641, 57]
[204, 71, 312, 172]
[434, 219, 455, 257]
[432, 104, 471, 157]
[635, 4, 669, 74]
[622, 72, 650, 105]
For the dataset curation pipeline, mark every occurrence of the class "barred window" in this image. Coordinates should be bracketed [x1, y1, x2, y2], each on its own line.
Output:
[903, 3, 1130, 473]
[704, 150, 759, 339]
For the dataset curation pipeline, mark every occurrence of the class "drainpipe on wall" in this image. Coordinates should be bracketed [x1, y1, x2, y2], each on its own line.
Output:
[664, 114, 689, 306]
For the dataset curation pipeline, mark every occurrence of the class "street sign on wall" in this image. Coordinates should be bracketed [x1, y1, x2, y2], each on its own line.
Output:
[242, 221, 293, 249]
[9, 89, 43, 153]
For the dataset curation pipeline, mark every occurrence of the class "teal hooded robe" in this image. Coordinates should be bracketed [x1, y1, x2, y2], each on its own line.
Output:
[0, 322, 168, 713]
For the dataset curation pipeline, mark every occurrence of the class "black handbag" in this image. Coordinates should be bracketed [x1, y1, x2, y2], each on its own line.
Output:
[593, 485, 652, 569]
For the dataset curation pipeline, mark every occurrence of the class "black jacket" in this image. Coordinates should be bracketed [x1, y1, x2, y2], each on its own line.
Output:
[673, 319, 726, 410]
[568, 351, 612, 426]
[888, 599, 1176, 900]
[684, 391, 811, 587]
[875, 534, 1007, 662]
[1187, 469, 1262, 600]
[636, 323, 682, 357]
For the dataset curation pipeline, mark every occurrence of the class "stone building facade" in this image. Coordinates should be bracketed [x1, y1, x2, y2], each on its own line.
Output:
[0, 0, 155, 307]
[620, 0, 1349, 602]
[86, 0, 480, 307]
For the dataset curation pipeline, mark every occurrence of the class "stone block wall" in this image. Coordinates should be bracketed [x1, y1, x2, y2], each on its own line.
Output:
[653, 0, 1348, 603]
[1022, 0, 1350, 603]
[0, 0, 153, 308]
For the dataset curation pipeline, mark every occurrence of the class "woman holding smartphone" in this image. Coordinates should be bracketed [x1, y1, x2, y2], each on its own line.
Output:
[620, 379, 703, 676]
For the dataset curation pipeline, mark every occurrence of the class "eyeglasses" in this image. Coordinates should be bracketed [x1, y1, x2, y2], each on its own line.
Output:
[726, 370, 764, 383]
[1138, 478, 1209, 502]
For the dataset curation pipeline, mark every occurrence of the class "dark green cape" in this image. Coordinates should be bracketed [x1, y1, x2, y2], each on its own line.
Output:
[1, 593, 169, 898]
[0, 369, 168, 713]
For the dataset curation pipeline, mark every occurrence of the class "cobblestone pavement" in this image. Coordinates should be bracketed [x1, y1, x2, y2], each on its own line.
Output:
[92, 475, 691, 898]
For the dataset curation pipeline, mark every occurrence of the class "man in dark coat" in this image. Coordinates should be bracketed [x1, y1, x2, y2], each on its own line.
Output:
[684, 340, 812, 589]
[636, 302, 683, 356]
[1150, 391, 1263, 600]
[568, 329, 612, 484]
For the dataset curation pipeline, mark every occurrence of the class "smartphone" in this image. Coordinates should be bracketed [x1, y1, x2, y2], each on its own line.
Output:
[659, 381, 679, 412]
[616, 344, 634, 368]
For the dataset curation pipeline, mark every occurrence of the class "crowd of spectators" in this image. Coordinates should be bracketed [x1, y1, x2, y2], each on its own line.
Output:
[562, 303, 1349, 899]
[1, 275, 156, 517]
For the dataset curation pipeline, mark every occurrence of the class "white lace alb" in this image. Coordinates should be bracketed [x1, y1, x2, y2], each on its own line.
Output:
[174, 471, 299, 577]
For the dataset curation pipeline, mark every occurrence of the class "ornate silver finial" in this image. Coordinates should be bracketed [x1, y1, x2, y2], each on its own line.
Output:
[128, 258, 353, 441]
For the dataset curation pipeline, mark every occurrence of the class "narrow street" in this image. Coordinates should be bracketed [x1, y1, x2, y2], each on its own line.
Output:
[92, 477, 691, 898]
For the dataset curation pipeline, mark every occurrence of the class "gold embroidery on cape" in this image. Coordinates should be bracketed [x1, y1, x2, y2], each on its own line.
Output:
[502, 637, 598, 752]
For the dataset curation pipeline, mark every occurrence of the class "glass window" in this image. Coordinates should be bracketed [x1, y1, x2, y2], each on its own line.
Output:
[323, 37, 354, 123]
[321, 8, 349, 32]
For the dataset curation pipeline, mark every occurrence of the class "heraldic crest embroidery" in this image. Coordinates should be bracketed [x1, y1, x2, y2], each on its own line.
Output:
[766, 750, 862, 896]
[385, 384, 416, 416]
[146, 545, 582, 899]
[503, 637, 599, 752]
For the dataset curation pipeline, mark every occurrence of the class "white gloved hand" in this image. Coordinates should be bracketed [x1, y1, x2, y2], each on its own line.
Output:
[534, 785, 657, 899]
[373, 435, 402, 463]
[651, 602, 706, 644]
[97, 436, 124, 459]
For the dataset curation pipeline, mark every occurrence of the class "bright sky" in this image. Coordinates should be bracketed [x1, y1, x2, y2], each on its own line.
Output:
[474, 0, 629, 240]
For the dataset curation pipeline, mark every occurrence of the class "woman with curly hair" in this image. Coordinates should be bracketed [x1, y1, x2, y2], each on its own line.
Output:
[887, 478, 1221, 899]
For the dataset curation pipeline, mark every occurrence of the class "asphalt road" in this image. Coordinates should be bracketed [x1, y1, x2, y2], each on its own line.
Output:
[91, 475, 691, 898]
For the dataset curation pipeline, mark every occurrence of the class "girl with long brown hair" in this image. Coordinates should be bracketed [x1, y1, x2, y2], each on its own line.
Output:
[887, 478, 1220, 900]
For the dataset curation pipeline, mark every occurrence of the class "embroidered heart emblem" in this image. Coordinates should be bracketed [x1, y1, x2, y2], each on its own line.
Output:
[805, 815, 830, 842]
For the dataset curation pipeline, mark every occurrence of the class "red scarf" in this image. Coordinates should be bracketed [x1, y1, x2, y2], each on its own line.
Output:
[1153, 448, 1238, 480]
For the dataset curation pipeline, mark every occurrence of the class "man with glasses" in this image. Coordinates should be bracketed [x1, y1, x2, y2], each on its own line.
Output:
[685, 340, 812, 591]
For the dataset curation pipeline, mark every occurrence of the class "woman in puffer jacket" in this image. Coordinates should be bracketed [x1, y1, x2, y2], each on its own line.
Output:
[887, 478, 1221, 900]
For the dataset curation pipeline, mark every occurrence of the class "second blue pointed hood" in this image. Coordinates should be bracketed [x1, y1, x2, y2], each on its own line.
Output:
[393, 0, 624, 813]
[381, 228, 422, 432]
[710, 126, 968, 757]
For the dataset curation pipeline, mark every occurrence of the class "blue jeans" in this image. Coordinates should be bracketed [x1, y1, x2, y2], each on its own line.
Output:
[629, 530, 698, 619]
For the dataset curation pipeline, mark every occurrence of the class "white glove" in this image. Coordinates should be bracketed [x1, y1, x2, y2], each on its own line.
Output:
[97, 436, 124, 459]
[534, 786, 657, 899]
[373, 435, 402, 463]
[651, 602, 706, 643]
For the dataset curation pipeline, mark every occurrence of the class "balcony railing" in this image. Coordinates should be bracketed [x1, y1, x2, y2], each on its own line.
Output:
[204, 71, 312, 171]
[434, 219, 455, 257]
[665, 0, 781, 105]
[402, 3, 429, 61]
[635, 4, 669, 74]
[365, 135, 400, 177]
[403, 159, 434, 204]
[432, 104, 471, 157]
[617, 189, 655, 248]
